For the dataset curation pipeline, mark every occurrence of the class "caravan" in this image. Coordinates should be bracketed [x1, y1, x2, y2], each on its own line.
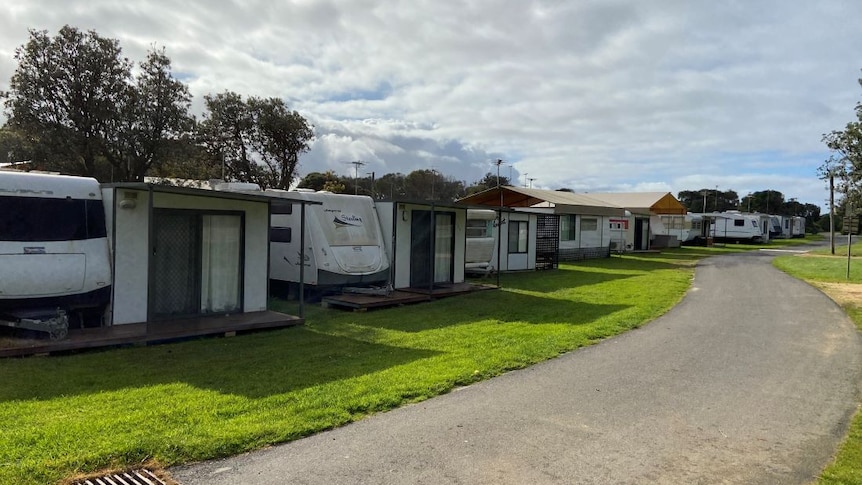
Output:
[706, 211, 764, 243]
[0, 172, 112, 338]
[465, 209, 498, 275]
[266, 190, 390, 288]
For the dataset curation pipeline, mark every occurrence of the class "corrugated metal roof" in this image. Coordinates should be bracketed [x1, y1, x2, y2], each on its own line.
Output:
[456, 186, 625, 216]
[583, 192, 687, 215]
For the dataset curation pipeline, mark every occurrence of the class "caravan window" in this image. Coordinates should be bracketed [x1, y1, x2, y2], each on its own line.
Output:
[0, 196, 106, 242]
[466, 219, 492, 238]
[734, 219, 745, 227]
[270, 227, 291, 243]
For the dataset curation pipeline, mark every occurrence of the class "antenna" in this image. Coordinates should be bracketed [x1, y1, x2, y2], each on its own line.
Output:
[523, 173, 528, 188]
[493, 159, 504, 187]
[528, 177, 537, 188]
[349, 161, 365, 195]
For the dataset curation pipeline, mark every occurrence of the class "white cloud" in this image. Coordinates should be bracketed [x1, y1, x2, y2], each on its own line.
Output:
[1, 0, 860, 210]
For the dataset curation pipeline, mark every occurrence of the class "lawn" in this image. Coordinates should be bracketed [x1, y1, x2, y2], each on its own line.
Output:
[774, 244, 862, 485]
[0, 251, 704, 484]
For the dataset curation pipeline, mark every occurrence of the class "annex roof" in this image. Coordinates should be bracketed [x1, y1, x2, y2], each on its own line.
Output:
[583, 192, 687, 215]
[456, 186, 625, 217]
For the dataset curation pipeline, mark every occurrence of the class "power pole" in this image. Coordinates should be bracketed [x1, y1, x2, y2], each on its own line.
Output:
[350, 161, 365, 195]
[830, 174, 835, 255]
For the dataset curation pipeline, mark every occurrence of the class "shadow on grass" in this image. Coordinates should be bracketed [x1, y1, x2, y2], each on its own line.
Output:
[319, 289, 630, 333]
[0, 327, 439, 401]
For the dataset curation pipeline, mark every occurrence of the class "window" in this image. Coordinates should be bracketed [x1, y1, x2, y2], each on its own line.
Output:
[271, 202, 293, 215]
[560, 215, 576, 241]
[270, 227, 292, 243]
[508, 220, 528, 253]
[581, 218, 598, 231]
[661, 215, 683, 230]
[466, 219, 492, 238]
[734, 219, 745, 227]
[0, 196, 106, 242]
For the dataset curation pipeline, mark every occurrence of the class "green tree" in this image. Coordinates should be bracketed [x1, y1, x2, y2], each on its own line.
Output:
[465, 171, 512, 195]
[1, 26, 196, 181]
[297, 170, 346, 193]
[199, 92, 313, 189]
[403, 169, 465, 201]
[103, 47, 195, 181]
[821, 72, 862, 210]
[1, 26, 132, 178]
[678, 189, 738, 212]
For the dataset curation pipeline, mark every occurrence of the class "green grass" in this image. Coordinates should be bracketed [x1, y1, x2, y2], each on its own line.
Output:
[773, 250, 862, 484]
[0, 252, 699, 485]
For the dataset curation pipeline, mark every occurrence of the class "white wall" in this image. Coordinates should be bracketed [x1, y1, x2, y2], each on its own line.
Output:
[108, 188, 269, 325]
[377, 202, 465, 289]
[107, 188, 151, 324]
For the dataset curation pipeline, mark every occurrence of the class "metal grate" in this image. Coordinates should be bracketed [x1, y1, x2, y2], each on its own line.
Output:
[535, 214, 560, 270]
[74, 468, 168, 485]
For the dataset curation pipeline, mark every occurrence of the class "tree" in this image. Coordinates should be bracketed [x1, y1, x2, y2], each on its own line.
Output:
[678, 189, 738, 212]
[403, 169, 465, 201]
[199, 92, 313, 189]
[297, 170, 346, 193]
[465, 171, 512, 195]
[1, 26, 196, 181]
[821, 72, 862, 210]
[377, 172, 408, 199]
[2, 26, 132, 178]
[103, 47, 195, 181]
[247, 97, 314, 189]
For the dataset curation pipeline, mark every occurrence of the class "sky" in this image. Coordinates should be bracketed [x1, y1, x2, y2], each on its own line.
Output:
[1, 1, 861, 210]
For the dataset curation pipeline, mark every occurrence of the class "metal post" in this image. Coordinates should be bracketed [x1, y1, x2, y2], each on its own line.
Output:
[847, 233, 852, 280]
[830, 174, 835, 255]
[299, 202, 306, 318]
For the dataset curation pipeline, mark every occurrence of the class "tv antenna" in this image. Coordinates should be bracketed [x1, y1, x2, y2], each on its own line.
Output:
[348, 161, 366, 195]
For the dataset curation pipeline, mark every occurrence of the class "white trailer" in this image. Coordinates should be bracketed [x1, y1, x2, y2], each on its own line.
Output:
[791, 216, 806, 237]
[706, 211, 764, 242]
[465, 209, 498, 275]
[0, 172, 112, 339]
[265, 190, 390, 287]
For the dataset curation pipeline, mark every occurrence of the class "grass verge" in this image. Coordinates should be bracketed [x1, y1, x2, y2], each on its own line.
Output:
[773, 248, 862, 484]
[0, 251, 705, 485]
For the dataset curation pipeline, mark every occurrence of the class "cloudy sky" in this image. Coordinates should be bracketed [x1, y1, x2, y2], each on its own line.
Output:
[2, 1, 860, 209]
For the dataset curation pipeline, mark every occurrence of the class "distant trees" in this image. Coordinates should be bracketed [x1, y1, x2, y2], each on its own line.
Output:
[464, 172, 511, 195]
[0, 25, 313, 186]
[677, 189, 739, 213]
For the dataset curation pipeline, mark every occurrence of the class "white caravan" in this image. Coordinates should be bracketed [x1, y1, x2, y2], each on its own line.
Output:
[708, 211, 764, 242]
[791, 216, 806, 237]
[0, 172, 112, 338]
[266, 190, 390, 287]
[465, 209, 498, 274]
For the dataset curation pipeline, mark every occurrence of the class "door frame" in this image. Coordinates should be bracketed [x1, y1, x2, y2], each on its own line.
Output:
[148, 208, 246, 321]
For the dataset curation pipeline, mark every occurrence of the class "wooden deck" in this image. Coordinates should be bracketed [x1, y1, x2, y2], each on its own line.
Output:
[0, 311, 303, 358]
[322, 282, 497, 311]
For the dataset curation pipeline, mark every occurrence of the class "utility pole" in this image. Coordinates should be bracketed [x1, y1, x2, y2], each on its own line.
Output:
[714, 185, 719, 211]
[830, 174, 835, 255]
[350, 161, 365, 195]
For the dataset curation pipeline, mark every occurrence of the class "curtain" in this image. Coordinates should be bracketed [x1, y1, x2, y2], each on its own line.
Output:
[434, 213, 453, 283]
[201, 215, 242, 313]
